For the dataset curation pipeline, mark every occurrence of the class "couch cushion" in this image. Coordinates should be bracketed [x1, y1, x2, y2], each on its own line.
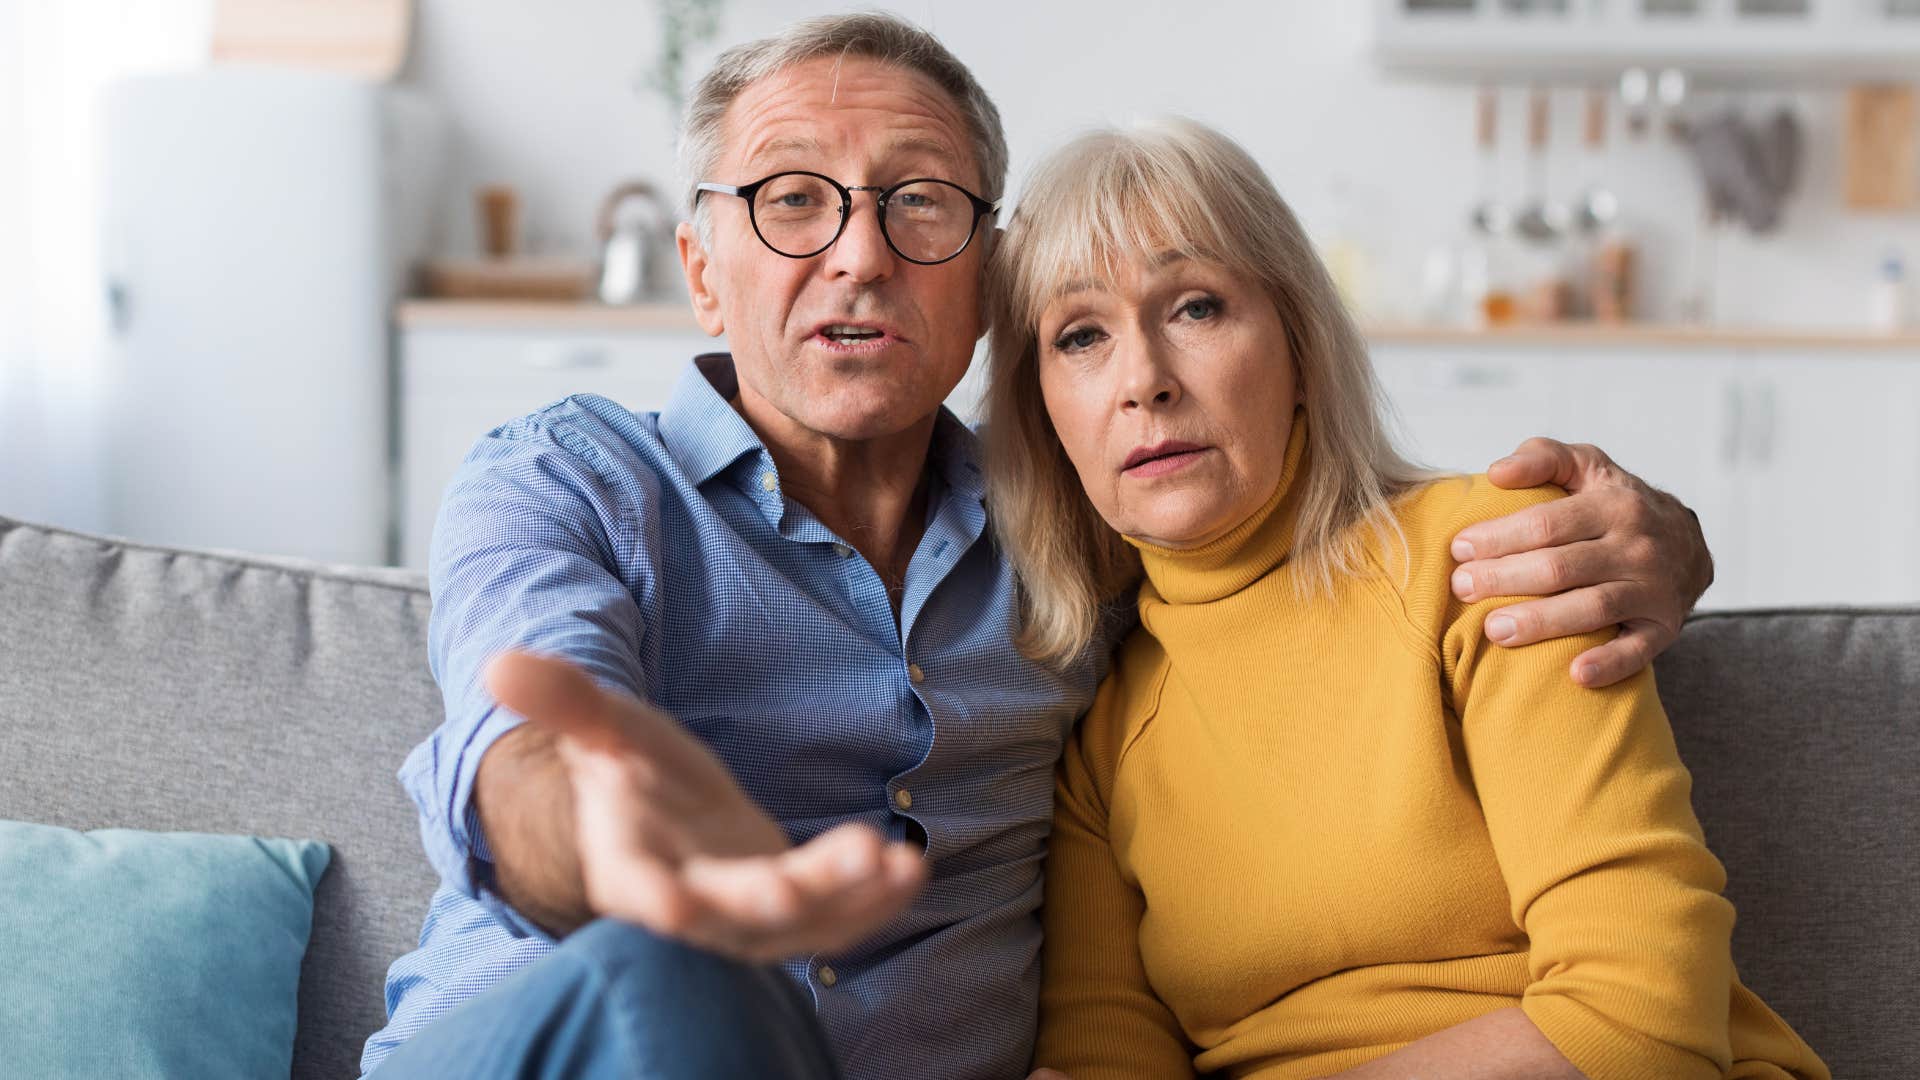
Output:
[0, 821, 330, 1079]
[0, 516, 441, 1080]
[1659, 607, 1920, 1080]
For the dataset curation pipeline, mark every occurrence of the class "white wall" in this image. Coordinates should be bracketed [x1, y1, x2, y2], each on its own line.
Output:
[406, 0, 1920, 330]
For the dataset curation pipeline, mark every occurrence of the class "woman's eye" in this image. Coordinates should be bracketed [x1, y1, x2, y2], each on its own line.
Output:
[1054, 327, 1103, 352]
[1180, 297, 1220, 321]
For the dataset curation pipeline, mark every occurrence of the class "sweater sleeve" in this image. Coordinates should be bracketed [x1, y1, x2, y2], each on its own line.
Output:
[1033, 674, 1197, 1079]
[1439, 491, 1738, 1080]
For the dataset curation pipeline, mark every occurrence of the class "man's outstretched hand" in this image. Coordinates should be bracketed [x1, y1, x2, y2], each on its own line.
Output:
[483, 650, 928, 962]
[1453, 438, 1715, 689]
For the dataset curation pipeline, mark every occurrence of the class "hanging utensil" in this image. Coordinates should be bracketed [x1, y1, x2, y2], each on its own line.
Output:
[1620, 67, 1651, 141]
[1469, 86, 1510, 238]
[1658, 68, 1693, 143]
[1576, 87, 1620, 236]
[1514, 87, 1569, 245]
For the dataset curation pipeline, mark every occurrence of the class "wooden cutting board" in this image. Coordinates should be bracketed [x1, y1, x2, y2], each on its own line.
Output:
[211, 0, 412, 83]
[1844, 84, 1917, 211]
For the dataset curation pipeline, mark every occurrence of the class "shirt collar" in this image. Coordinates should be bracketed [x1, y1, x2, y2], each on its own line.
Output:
[656, 353, 765, 487]
[657, 352, 987, 504]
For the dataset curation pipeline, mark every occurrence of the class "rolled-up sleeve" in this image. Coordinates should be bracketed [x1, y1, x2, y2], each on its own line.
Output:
[399, 412, 651, 937]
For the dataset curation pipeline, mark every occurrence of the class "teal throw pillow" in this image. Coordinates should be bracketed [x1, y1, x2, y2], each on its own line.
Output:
[0, 820, 331, 1079]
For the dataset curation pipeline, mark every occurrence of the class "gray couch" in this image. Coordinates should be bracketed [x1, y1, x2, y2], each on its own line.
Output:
[1, 512, 1914, 1079]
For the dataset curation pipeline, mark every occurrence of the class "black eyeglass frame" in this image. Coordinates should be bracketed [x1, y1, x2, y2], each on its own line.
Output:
[694, 171, 1000, 265]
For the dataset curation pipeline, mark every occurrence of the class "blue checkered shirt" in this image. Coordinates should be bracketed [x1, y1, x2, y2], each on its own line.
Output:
[360, 355, 1113, 1079]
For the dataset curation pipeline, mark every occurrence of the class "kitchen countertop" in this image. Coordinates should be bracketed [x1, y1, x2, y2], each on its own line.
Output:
[395, 301, 1920, 349]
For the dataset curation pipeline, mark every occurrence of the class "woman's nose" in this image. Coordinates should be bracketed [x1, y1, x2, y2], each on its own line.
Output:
[1117, 338, 1179, 411]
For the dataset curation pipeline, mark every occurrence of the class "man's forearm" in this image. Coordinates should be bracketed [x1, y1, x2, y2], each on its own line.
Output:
[474, 723, 594, 937]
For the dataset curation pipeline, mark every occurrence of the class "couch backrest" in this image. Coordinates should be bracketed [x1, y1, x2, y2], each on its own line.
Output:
[1659, 607, 1920, 1079]
[2, 514, 1915, 1077]
[0, 516, 442, 1080]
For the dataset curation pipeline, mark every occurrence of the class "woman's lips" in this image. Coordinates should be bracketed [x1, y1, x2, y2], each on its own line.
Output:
[1123, 446, 1211, 478]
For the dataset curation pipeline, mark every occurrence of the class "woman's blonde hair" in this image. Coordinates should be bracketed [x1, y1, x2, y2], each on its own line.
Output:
[983, 117, 1432, 665]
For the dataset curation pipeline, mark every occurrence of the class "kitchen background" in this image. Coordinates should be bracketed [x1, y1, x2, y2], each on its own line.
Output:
[3, 0, 1918, 610]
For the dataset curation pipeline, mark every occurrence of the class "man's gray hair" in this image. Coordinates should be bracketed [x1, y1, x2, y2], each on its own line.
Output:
[676, 12, 1008, 242]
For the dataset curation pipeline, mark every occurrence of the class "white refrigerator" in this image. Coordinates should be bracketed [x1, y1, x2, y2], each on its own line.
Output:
[100, 68, 443, 565]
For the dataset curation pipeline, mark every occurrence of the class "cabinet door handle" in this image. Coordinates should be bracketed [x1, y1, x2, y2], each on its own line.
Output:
[1751, 381, 1777, 466]
[1450, 364, 1518, 388]
[525, 344, 612, 370]
[1722, 380, 1745, 469]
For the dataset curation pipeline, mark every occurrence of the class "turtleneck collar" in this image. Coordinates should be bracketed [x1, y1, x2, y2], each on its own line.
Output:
[1128, 406, 1310, 606]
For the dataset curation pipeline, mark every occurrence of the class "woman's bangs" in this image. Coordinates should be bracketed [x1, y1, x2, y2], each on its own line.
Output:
[1012, 150, 1235, 333]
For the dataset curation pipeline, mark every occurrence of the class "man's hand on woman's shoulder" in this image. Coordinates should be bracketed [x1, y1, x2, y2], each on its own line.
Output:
[1449, 437, 1714, 689]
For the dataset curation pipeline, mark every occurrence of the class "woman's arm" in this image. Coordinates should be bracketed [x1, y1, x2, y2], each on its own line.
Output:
[1428, 581, 1738, 1080]
[1033, 688, 1197, 1080]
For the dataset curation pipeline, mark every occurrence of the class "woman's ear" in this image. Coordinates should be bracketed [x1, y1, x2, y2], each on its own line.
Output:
[676, 220, 725, 337]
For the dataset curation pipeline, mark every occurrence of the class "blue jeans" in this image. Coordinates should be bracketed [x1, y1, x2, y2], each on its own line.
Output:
[367, 918, 843, 1080]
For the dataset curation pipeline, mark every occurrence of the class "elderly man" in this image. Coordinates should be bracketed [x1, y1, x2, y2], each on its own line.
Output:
[362, 13, 1715, 1080]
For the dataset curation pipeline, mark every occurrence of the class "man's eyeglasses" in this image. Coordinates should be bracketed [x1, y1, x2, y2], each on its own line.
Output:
[695, 171, 998, 265]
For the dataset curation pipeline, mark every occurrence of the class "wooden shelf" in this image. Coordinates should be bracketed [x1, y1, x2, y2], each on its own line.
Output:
[1366, 322, 1920, 350]
[396, 299, 705, 333]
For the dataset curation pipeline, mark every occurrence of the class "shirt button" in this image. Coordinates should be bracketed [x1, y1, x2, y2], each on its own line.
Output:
[760, 472, 778, 493]
[907, 663, 926, 684]
[894, 787, 913, 811]
[832, 542, 854, 559]
[818, 964, 838, 987]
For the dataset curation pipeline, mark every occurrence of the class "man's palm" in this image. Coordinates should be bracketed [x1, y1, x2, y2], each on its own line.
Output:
[485, 650, 928, 962]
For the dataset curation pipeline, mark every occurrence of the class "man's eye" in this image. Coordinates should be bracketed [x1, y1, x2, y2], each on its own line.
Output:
[1181, 297, 1219, 321]
[775, 192, 814, 207]
[1054, 327, 1102, 352]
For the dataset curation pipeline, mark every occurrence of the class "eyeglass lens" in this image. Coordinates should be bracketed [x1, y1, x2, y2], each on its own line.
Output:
[751, 173, 978, 263]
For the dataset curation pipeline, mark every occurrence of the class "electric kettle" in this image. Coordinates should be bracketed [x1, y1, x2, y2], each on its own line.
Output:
[595, 179, 671, 305]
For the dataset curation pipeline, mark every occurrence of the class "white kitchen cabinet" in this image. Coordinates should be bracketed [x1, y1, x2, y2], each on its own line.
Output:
[1724, 353, 1920, 607]
[1368, 336, 1920, 610]
[399, 321, 718, 569]
[1373, 0, 1920, 80]
[1371, 346, 1563, 473]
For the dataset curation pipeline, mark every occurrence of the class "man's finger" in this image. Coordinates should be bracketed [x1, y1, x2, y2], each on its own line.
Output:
[1480, 581, 1638, 648]
[672, 847, 925, 961]
[1451, 493, 1609, 566]
[1452, 538, 1622, 604]
[1570, 620, 1669, 688]
[1484, 436, 1579, 491]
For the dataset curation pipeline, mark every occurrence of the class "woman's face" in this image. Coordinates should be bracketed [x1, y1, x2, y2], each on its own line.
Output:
[1036, 254, 1302, 549]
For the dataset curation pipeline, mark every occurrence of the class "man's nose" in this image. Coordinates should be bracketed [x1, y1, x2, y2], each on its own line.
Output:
[819, 195, 895, 283]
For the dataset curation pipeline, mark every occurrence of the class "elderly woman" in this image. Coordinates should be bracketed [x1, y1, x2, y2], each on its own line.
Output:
[984, 119, 1826, 1080]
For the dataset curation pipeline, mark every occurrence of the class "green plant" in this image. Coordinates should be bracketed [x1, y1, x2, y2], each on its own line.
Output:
[642, 0, 725, 122]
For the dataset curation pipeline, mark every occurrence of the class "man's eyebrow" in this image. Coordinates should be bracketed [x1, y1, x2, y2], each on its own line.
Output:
[742, 135, 825, 171]
[882, 135, 965, 171]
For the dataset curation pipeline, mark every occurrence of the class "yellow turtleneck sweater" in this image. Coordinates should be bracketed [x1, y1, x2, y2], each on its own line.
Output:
[1034, 410, 1826, 1080]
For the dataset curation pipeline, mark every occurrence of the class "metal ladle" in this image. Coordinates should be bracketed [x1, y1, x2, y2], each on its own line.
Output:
[1514, 87, 1570, 245]
[1576, 86, 1620, 235]
[1469, 86, 1510, 237]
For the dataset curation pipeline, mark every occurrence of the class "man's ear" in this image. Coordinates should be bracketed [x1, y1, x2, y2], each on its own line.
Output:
[972, 223, 1004, 341]
[677, 220, 726, 337]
